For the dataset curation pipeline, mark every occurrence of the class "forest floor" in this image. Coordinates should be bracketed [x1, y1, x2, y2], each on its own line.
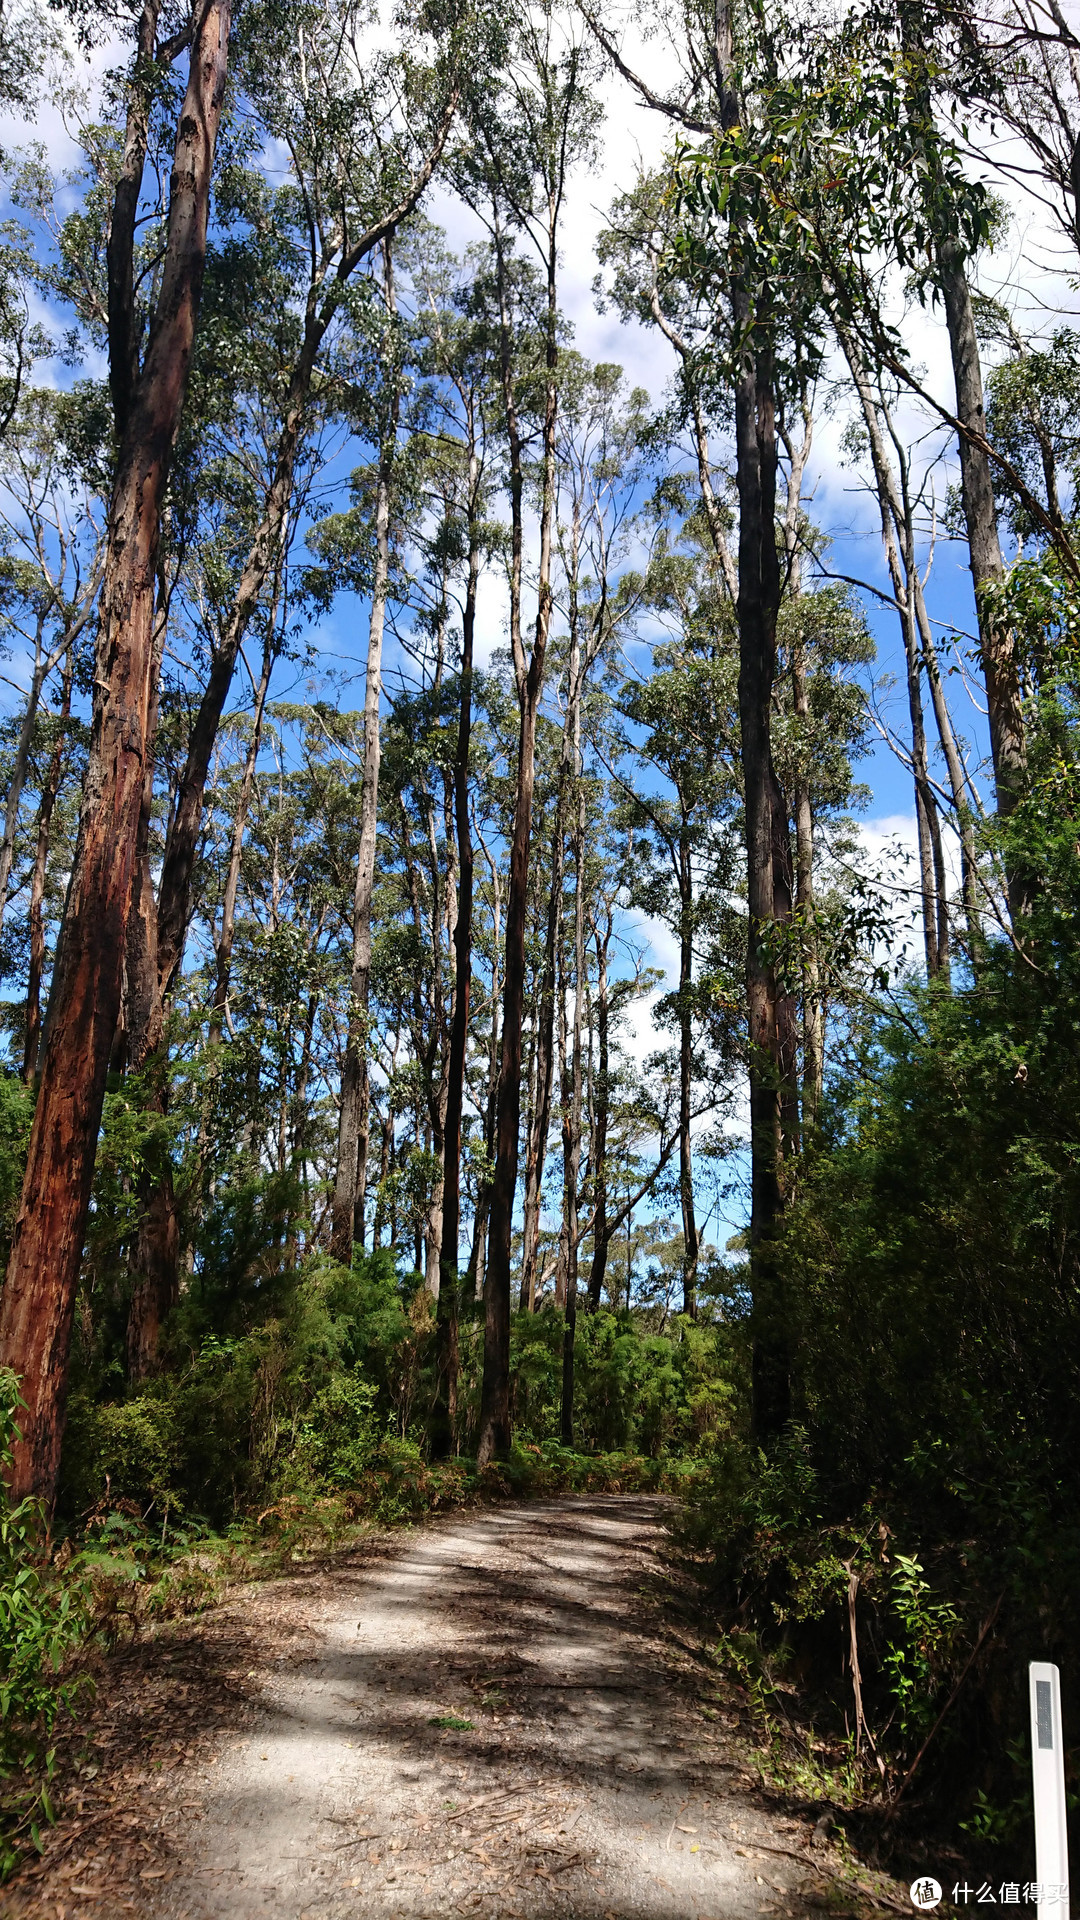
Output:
[1, 1495, 920, 1920]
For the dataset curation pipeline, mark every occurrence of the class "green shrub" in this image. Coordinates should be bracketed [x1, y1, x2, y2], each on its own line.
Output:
[0, 1371, 90, 1875]
[295, 1373, 378, 1490]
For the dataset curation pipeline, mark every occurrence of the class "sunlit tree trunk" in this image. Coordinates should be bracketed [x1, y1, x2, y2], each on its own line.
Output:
[837, 319, 980, 960]
[585, 908, 611, 1311]
[778, 404, 824, 1130]
[466, 835, 501, 1306]
[674, 820, 700, 1318]
[560, 761, 586, 1443]
[521, 812, 563, 1310]
[332, 240, 398, 1264]
[212, 624, 276, 1036]
[937, 246, 1026, 836]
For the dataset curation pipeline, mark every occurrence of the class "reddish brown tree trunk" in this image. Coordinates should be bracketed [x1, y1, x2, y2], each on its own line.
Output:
[0, 0, 231, 1504]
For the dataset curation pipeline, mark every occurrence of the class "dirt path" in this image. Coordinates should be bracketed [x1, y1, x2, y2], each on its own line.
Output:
[4, 1496, 910, 1920]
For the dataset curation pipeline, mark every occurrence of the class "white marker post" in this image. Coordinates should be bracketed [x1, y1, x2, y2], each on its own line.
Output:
[1030, 1663, 1069, 1920]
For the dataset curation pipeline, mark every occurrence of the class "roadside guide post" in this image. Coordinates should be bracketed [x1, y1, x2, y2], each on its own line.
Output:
[1030, 1663, 1070, 1920]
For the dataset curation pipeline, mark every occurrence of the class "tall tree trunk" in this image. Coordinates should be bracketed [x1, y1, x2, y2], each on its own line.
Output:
[676, 822, 700, 1318]
[432, 475, 480, 1456]
[790, 632, 823, 1126]
[837, 320, 980, 959]
[560, 764, 586, 1444]
[476, 199, 559, 1465]
[466, 840, 501, 1305]
[553, 949, 570, 1311]
[703, 0, 795, 1439]
[904, 592, 944, 978]
[898, 503, 949, 980]
[124, 602, 180, 1381]
[585, 908, 611, 1311]
[23, 651, 73, 1084]
[0, 0, 231, 1504]
[779, 404, 824, 1131]
[894, 7, 1024, 849]
[212, 624, 276, 1035]
[916, 577, 981, 955]
[734, 310, 794, 1443]
[412, 791, 449, 1301]
[478, 648, 549, 1461]
[937, 245, 1026, 840]
[520, 815, 562, 1310]
[331, 241, 398, 1265]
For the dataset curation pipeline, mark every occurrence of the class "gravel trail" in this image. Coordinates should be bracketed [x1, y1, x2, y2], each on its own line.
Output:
[151, 1495, 843, 1920]
[4, 1494, 902, 1920]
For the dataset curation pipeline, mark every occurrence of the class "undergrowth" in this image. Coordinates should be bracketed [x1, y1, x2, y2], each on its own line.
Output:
[0, 1410, 701, 1879]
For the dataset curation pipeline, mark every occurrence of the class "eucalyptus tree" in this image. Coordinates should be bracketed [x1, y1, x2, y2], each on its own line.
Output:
[891, 1, 1025, 847]
[451, 6, 601, 1464]
[518, 359, 652, 1320]
[329, 234, 406, 1265]
[0, 391, 102, 932]
[597, 169, 738, 602]
[0, 0, 230, 1502]
[761, 3, 1047, 862]
[832, 326, 979, 971]
[153, 0, 470, 1011]
[406, 241, 500, 1451]
[114, 0, 473, 1361]
[588, 0, 828, 1435]
[615, 610, 742, 1320]
[544, 360, 658, 1430]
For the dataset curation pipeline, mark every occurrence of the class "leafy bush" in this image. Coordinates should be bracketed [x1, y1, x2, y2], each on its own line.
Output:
[682, 744, 1080, 1849]
[0, 1371, 89, 1875]
[294, 1373, 378, 1490]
